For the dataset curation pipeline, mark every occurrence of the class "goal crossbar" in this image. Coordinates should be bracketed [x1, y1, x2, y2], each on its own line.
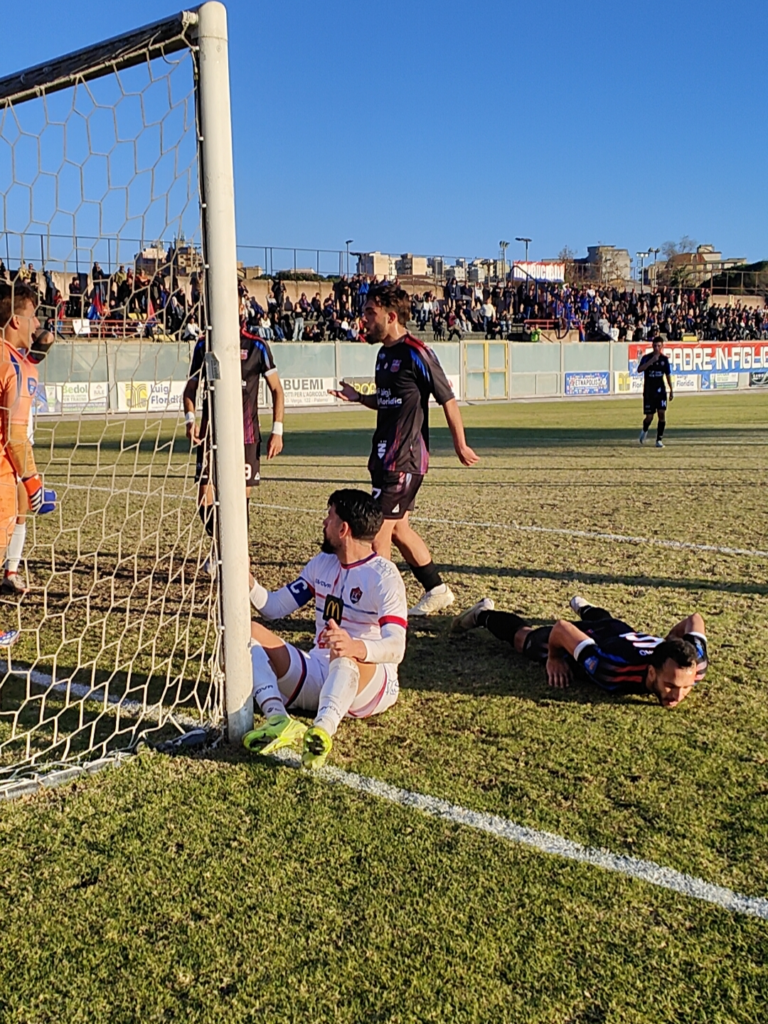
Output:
[0, 11, 199, 107]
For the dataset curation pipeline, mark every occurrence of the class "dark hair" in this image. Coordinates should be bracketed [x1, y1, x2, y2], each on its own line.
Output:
[649, 637, 697, 671]
[0, 281, 38, 329]
[365, 282, 411, 325]
[328, 488, 383, 542]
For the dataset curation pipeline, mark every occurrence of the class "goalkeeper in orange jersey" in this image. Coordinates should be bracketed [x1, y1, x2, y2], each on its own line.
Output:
[0, 282, 57, 630]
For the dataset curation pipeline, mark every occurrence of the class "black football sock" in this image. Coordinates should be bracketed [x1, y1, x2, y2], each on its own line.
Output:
[409, 560, 442, 592]
[198, 503, 215, 537]
[656, 421, 665, 441]
[483, 611, 528, 645]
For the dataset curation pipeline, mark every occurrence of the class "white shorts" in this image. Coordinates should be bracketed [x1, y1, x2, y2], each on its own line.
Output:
[276, 644, 399, 718]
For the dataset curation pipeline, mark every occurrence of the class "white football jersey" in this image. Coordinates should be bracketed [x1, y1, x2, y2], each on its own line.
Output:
[287, 550, 407, 648]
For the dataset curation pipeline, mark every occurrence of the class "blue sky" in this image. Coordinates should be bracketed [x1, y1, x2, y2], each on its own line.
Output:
[4, 0, 767, 268]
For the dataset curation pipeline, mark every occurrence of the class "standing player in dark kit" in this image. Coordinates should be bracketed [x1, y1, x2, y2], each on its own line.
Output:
[183, 325, 285, 549]
[331, 282, 478, 616]
[452, 595, 708, 708]
[636, 336, 673, 448]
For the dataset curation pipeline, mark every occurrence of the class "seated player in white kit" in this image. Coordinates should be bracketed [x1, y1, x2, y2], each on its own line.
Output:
[245, 488, 408, 769]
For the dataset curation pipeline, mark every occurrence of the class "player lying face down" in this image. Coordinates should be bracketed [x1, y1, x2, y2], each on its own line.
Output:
[451, 595, 707, 709]
[244, 488, 408, 768]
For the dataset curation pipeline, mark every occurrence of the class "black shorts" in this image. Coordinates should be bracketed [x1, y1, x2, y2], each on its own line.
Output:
[643, 392, 667, 416]
[370, 469, 423, 520]
[195, 441, 261, 487]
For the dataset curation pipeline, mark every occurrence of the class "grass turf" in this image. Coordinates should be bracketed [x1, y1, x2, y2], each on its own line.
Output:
[1, 392, 767, 1022]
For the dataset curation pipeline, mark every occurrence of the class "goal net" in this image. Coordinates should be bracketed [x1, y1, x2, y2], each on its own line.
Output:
[0, 4, 253, 797]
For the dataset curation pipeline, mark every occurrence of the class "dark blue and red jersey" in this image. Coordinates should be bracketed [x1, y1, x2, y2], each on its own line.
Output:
[368, 334, 455, 476]
[574, 618, 708, 694]
[189, 328, 277, 445]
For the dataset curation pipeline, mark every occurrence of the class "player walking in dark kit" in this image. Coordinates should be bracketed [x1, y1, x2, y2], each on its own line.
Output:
[183, 324, 284, 551]
[331, 282, 478, 616]
[636, 336, 673, 448]
[452, 595, 708, 708]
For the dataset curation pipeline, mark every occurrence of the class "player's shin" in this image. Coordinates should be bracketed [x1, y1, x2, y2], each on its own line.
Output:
[314, 656, 360, 737]
[4, 521, 26, 574]
[250, 642, 285, 719]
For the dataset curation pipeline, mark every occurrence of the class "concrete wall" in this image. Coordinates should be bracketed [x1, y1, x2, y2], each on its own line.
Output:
[31, 338, 766, 417]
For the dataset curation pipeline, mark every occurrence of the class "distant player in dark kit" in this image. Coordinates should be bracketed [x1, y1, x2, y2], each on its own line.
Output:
[636, 336, 673, 448]
[451, 595, 708, 708]
[330, 282, 479, 616]
[183, 325, 285, 555]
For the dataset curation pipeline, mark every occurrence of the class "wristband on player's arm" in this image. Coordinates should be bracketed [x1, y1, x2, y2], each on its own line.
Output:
[271, 421, 283, 436]
[185, 411, 196, 425]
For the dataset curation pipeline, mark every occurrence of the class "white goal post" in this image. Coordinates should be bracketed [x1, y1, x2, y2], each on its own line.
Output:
[0, 2, 253, 795]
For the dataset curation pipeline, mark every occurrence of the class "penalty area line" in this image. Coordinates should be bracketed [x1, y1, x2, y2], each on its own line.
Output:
[272, 749, 768, 921]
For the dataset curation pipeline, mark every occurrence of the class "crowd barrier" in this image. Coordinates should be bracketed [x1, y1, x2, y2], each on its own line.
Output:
[32, 340, 768, 415]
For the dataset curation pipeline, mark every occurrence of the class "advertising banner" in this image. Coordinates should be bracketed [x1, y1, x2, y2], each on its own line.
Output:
[749, 371, 768, 388]
[258, 376, 337, 409]
[615, 372, 643, 394]
[116, 380, 186, 413]
[616, 371, 698, 394]
[629, 342, 768, 374]
[700, 372, 739, 391]
[60, 381, 109, 413]
[337, 374, 462, 403]
[565, 371, 610, 396]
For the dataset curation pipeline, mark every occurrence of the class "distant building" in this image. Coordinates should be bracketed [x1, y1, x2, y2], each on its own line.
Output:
[356, 251, 398, 279]
[658, 244, 746, 287]
[134, 246, 168, 276]
[395, 253, 428, 277]
[574, 245, 631, 283]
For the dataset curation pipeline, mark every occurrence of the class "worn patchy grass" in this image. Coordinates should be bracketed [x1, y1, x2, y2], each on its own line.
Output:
[1, 393, 767, 1022]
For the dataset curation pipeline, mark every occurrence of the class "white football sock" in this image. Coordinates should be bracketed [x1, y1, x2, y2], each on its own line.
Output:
[314, 657, 360, 737]
[5, 521, 26, 574]
[250, 642, 285, 719]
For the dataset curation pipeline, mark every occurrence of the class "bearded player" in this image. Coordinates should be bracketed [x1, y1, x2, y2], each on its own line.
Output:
[244, 488, 407, 769]
[331, 282, 478, 616]
[452, 594, 708, 708]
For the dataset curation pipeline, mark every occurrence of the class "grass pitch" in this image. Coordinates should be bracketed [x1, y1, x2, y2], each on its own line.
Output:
[1, 393, 767, 1023]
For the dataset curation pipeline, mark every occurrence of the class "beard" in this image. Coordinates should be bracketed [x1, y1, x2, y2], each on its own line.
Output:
[320, 536, 337, 555]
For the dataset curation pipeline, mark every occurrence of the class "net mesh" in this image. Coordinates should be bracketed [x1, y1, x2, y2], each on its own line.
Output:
[0, 13, 225, 791]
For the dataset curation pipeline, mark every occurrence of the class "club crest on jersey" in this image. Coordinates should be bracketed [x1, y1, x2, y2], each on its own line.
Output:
[27, 379, 36, 396]
[391, 359, 401, 372]
[377, 440, 387, 459]
[350, 587, 362, 605]
[584, 655, 599, 675]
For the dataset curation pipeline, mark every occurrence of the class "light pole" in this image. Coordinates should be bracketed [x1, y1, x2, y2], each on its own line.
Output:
[345, 239, 353, 277]
[515, 236, 532, 263]
[636, 250, 649, 292]
[648, 247, 660, 290]
[499, 240, 509, 280]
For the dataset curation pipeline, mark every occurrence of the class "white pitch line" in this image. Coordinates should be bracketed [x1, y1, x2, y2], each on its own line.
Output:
[14, 667, 203, 728]
[272, 749, 768, 921]
[7, 663, 768, 919]
[54, 484, 768, 559]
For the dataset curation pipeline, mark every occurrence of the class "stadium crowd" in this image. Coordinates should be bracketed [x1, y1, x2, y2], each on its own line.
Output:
[1, 258, 767, 344]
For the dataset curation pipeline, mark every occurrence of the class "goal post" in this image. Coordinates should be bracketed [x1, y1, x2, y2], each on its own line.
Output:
[195, 2, 254, 744]
[0, 2, 253, 794]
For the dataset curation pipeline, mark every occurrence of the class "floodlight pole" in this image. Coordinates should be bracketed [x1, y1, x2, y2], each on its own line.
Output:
[195, 1, 253, 744]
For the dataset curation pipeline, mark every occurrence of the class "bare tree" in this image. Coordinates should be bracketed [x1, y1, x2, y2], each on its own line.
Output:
[661, 235, 698, 259]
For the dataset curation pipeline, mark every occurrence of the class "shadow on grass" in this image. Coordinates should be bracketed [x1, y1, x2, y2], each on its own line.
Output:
[441, 563, 768, 597]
